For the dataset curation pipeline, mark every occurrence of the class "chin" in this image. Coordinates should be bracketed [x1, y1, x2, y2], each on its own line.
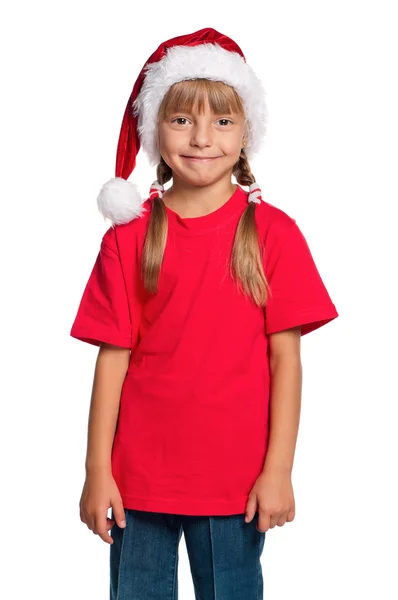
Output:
[168, 156, 236, 184]
[185, 170, 224, 185]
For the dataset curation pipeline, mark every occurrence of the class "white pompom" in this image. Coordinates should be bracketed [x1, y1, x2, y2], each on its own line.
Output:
[96, 177, 145, 225]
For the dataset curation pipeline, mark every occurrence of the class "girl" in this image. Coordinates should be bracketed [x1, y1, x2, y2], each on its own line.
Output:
[70, 27, 339, 600]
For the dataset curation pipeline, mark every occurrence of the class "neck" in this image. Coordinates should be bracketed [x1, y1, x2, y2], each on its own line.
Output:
[162, 174, 237, 218]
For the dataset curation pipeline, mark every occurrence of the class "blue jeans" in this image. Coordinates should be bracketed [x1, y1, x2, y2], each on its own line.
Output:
[110, 508, 266, 599]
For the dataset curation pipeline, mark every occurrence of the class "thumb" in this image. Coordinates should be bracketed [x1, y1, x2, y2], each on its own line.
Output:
[245, 495, 257, 523]
[112, 500, 126, 528]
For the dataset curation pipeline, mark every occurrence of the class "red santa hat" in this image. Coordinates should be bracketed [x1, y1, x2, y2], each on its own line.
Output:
[97, 27, 268, 225]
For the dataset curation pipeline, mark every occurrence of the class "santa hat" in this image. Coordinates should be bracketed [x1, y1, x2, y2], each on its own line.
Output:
[97, 27, 268, 225]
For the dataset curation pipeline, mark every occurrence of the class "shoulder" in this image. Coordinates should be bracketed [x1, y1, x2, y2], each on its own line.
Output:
[254, 200, 315, 264]
[255, 199, 298, 241]
[102, 199, 152, 253]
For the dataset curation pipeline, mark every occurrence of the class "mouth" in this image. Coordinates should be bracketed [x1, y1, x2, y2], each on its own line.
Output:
[181, 155, 222, 162]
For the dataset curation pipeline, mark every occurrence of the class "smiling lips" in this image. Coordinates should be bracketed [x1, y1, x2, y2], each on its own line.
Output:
[181, 155, 221, 161]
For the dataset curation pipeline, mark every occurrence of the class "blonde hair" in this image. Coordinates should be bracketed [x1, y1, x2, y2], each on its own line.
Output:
[141, 78, 270, 307]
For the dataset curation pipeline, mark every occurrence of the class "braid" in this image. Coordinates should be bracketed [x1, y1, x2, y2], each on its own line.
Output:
[230, 150, 269, 306]
[156, 156, 173, 187]
[141, 156, 170, 293]
[233, 149, 256, 187]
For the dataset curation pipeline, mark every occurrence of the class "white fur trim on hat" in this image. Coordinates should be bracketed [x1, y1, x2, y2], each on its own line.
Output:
[132, 43, 268, 167]
[96, 177, 146, 225]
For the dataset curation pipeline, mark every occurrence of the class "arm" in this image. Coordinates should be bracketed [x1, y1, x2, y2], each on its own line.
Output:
[85, 343, 130, 472]
[262, 326, 302, 474]
[70, 226, 134, 544]
[248, 217, 338, 530]
[79, 343, 130, 545]
[245, 326, 302, 530]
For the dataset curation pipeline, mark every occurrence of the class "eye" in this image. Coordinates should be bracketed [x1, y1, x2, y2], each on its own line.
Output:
[217, 119, 233, 126]
[171, 117, 190, 125]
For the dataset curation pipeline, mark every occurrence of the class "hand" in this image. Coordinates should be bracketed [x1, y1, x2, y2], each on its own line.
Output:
[79, 466, 126, 545]
[244, 467, 295, 533]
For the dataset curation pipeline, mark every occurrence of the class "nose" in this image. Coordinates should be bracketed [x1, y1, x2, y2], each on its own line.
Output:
[190, 121, 213, 148]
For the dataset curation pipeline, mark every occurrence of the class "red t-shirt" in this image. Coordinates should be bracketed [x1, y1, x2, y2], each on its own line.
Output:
[70, 184, 339, 515]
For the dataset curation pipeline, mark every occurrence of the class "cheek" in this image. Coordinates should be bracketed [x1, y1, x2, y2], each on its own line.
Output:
[219, 130, 242, 151]
[159, 131, 184, 155]
[221, 142, 242, 163]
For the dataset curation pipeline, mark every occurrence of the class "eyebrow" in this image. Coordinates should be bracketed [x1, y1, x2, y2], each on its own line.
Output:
[170, 110, 235, 116]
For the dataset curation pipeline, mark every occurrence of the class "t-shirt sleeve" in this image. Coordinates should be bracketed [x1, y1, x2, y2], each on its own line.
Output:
[70, 227, 132, 348]
[264, 219, 339, 336]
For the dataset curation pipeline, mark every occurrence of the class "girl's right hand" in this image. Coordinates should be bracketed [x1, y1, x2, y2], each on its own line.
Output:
[79, 467, 127, 545]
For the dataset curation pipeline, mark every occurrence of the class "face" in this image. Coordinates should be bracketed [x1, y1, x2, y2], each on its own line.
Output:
[157, 95, 247, 188]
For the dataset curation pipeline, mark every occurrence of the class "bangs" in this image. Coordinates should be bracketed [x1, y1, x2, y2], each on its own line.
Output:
[158, 78, 246, 121]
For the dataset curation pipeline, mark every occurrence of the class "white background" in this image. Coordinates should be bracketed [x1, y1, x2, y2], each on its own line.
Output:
[1, 1, 397, 598]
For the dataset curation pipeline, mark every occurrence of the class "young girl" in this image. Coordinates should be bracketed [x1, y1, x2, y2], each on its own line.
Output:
[70, 27, 339, 600]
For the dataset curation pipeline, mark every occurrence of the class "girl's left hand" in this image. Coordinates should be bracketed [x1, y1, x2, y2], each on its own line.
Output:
[245, 467, 296, 532]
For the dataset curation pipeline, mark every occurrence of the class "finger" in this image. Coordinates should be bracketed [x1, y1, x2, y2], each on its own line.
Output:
[270, 513, 280, 528]
[277, 514, 287, 527]
[112, 501, 127, 528]
[93, 512, 114, 544]
[244, 497, 257, 522]
[81, 510, 94, 531]
[79, 508, 87, 525]
[257, 512, 270, 533]
[98, 529, 115, 544]
[286, 508, 295, 522]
